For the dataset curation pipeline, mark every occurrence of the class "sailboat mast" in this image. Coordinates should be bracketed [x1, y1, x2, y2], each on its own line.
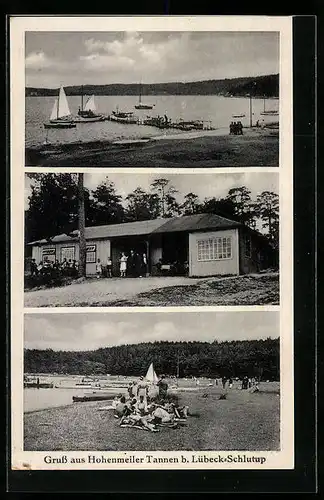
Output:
[263, 96, 266, 112]
[81, 85, 84, 111]
[139, 82, 142, 104]
[57, 86, 60, 119]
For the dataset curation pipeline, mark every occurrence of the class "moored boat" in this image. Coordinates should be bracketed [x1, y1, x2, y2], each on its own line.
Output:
[134, 82, 154, 109]
[77, 89, 105, 122]
[44, 86, 76, 129]
[109, 110, 139, 124]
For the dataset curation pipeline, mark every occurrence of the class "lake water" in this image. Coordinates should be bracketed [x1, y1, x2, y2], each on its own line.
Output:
[25, 95, 279, 148]
[23, 374, 218, 412]
[24, 374, 131, 412]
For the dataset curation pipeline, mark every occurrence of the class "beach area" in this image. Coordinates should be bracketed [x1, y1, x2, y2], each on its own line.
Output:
[24, 382, 280, 452]
[25, 127, 279, 167]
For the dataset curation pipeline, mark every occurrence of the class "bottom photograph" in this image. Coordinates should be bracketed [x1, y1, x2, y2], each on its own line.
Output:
[23, 311, 280, 452]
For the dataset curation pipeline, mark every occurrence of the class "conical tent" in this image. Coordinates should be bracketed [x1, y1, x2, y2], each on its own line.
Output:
[145, 363, 158, 383]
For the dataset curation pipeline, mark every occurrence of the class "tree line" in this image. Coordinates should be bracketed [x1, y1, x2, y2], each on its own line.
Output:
[25, 174, 279, 250]
[25, 74, 279, 97]
[24, 338, 280, 380]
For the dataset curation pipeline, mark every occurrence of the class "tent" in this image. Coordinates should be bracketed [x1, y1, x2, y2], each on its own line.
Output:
[145, 363, 159, 383]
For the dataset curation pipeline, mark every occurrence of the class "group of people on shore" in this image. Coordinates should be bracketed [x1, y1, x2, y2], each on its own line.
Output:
[218, 376, 259, 391]
[111, 375, 189, 433]
[229, 121, 244, 135]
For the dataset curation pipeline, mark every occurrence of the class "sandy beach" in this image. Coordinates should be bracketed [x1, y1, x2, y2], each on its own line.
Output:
[25, 127, 279, 167]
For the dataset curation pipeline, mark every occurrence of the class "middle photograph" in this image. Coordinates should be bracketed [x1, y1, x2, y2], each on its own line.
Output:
[24, 171, 279, 308]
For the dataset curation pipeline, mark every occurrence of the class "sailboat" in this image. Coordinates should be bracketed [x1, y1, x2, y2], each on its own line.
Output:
[44, 85, 76, 129]
[77, 87, 105, 121]
[134, 83, 154, 110]
[260, 96, 279, 116]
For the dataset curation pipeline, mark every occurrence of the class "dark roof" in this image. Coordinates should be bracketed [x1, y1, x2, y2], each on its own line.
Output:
[153, 213, 241, 234]
[28, 213, 241, 245]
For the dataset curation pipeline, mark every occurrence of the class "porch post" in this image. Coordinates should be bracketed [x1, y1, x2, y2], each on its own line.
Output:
[146, 239, 150, 277]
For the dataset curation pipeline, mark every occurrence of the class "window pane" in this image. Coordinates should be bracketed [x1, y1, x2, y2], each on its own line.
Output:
[197, 236, 232, 261]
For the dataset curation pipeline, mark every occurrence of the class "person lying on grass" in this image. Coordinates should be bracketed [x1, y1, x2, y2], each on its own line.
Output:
[119, 406, 159, 432]
[152, 400, 190, 420]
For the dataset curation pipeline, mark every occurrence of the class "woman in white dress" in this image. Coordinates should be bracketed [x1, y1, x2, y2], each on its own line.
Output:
[120, 252, 127, 278]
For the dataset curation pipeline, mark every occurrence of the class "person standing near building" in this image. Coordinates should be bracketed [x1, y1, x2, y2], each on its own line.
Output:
[30, 259, 38, 276]
[119, 252, 127, 278]
[141, 252, 148, 277]
[107, 255, 112, 278]
[128, 250, 135, 277]
[96, 258, 102, 279]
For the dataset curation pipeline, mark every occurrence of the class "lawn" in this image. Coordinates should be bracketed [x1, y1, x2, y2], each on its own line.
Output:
[24, 383, 280, 451]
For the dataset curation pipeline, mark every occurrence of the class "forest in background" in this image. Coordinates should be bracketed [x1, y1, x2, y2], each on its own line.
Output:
[26, 74, 279, 98]
[24, 338, 279, 380]
[25, 174, 279, 251]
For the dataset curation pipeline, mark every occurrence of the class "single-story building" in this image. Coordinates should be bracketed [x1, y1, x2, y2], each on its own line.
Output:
[27, 213, 278, 277]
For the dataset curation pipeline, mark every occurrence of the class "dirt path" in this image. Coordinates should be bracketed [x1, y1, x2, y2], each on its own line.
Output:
[24, 273, 279, 307]
[24, 276, 203, 307]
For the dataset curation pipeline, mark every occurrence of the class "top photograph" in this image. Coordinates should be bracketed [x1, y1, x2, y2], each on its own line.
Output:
[25, 31, 280, 167]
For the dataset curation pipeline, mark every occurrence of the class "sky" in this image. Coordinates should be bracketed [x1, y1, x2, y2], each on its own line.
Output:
[24, 311, 279, 351]
[24, 172, 279, 211]
[25, 31, 279, 88]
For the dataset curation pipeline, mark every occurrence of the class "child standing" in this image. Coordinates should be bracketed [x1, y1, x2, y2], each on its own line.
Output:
[96, 258, 102, 279]
[107, 256, 112, 278]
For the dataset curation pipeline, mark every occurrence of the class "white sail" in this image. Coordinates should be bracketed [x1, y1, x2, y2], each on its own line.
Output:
[84, 95, 96, 112]
[145, 363, 158, 383]
[57, 85, 71, 119]
[49, 99, 58, 121]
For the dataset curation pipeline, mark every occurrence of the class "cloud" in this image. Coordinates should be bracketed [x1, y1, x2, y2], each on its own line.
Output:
[80, 53, 135, 72]
[25, 51, 53, 69]
[24, 312, 279, 352]
[81, 32, 189, 73]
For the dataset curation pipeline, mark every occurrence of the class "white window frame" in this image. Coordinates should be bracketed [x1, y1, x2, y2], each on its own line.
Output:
[197, 236, 232, 262]
[86, 244, 96, 264]
[60, 246, 76, 262]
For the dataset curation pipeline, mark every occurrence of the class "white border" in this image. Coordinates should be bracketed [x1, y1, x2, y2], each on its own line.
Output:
[10, 16, 293, 471]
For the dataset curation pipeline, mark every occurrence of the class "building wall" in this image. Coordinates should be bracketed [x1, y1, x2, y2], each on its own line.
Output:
[238, 229, 274, 274]
[31, 238, 111, 275]
[189, 228, 239, 277]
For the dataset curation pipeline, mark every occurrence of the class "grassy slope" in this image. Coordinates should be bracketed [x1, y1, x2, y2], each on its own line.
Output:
[103, 274, 280, 307]
[25, 131, 279, 167]
[24, 384, 280, 452]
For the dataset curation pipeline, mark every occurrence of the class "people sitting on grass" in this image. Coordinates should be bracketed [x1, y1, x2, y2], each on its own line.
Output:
[112, 392, 190, 432]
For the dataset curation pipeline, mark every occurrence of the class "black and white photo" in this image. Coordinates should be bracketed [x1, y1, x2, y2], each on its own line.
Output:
[25, 31, 280, 167]
[23, 311, 280, 455]
[24, 172, 279, 307]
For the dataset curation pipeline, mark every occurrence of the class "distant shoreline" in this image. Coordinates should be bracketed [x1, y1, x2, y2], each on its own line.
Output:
[25, 73, 279, 98]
